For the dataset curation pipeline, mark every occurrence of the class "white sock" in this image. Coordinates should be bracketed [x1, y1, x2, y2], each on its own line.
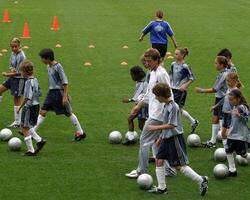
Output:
[180, 166, 203, 185]
[156, 166, 166, 190]
[14, 106, 21, 124]
[222, 139, 227, 148]
[210, 124, 220, 144]
[24, 135, 35, 153]
[219, 120, 223, 130]
[126, 131, 135, 141]
[34, 115, 45, 131]
[152, 143, 157, 158]
[226, 154, 236, 172]
[182, 109, 196, 124]
[0, 96, 3, 103]
[29, 128, 42, 143]
[69, 113, 83, 134]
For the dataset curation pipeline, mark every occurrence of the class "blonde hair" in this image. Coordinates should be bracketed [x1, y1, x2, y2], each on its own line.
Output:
[10, 37, 21, 46]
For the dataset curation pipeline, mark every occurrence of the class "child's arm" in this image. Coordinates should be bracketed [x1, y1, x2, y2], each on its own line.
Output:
[62, 84, 69, 106]
[147, 124, 175, 132]
[195, 87, 215, 93]
[17, 99, 28, 113]
[170, 36, 178, 49]
[2, 69, 21, 77]
[179, 80, 193, 91]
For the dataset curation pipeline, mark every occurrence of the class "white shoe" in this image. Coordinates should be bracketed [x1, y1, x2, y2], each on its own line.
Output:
[125, 170, 139, 179]
[7, 121, 20, 128]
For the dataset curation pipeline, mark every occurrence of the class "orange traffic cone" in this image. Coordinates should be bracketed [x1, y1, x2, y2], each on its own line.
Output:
[21, 22, 31, 39]
[51, 16, 60, 30]
[2, 9, 11, 23]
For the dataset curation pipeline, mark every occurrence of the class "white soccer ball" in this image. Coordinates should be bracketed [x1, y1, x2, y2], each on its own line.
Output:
[125, 131, 139, 142]
[187, 134, 201, 147]
[137, 174, 153, 190]
[0, 128, 13, 141]
[8, 137, 22, 151]
[109, 131, 122, 144]
[217, 130, 222, 142]
[213, 164, 228, 179]
[236, 155, 249, 166]
[214, 148, 227, 162]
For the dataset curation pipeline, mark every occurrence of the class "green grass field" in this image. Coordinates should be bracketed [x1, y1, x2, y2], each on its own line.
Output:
[0, 0, 250, 199]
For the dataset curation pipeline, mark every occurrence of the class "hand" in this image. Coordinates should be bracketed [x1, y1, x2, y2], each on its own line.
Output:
[156, 138, 162, 148]
[62, 95, 69, 106]
[2, 72, 8, 77]
[147, 125, 158, 132]
[178, 85, 187, 92]
[139, 37, 143, 42]
[232, 109, 240, 117]
[195, 87, 203, 93]
[122, 98, 129, 103]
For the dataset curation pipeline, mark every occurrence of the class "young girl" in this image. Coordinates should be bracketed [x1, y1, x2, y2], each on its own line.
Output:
[0, 38, 26, 128]
[169, 47, 199, 133]
[211, 73, 241, 148]
[17, 60, 46, 156]
[122, 66, 148, 145]
[147, 83, 208, 196]
[195, 56, 228, 148]
[225, 89, 249, 176]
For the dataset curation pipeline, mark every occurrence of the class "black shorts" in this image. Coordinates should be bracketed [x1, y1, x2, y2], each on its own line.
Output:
[172, 89, 187, 108]
[156, 134, 189, 167]
[21, 105, 40, 128]
[42, 89, 72, 116]
[222, 113, 231, 129]
[137, 106, 148, 121]
[152, 43, 168, 58]
[225, 139, 248, 155]
[2, 77, 26, 97]
[213, 98, 223, 118]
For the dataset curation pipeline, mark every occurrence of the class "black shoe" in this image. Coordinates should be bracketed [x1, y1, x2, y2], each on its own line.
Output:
[122, 140, 136, 145]
[200, 176, 208, 196]
[191, 120, 199, 134]
[24, 151, 36, 156]
[228, 171, 237, 177]
[202, 141, 216, 148]
[148, 186, 168, 194]
[148, 157, 156, 163]
[75, 132, 86, 141]
[35, 140, 47, 154]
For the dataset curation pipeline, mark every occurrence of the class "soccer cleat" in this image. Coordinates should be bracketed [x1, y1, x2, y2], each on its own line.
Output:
[74, 132, 86, 141]
[148, 157, 156, 163]
[148, 186, 168, 194]
[200, 176, 208, 196]
[191, 120, 199, 134]
[122, 139, 136, 145]
[24, 151, 36, 156]
[125, 170, 139, 179]
[228, 171, 237, 177]
[202, 141, 216, 148]
[7, 122, 20, 128]
[35, 140, 47, 154]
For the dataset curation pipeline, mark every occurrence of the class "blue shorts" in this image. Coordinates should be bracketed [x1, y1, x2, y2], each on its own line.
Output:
[213, 98, 223, 118]
[42, 89, 72, 116]
[21, 105, 40, 128]
[225, 139, 248, 155]
[222, 113, 231, 129]
[137, 106, 148, 121]
[2, 77, 26, 97]
[173, 89, 187, 108]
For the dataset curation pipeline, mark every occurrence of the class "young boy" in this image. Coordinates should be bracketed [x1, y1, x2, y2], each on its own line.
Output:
[18, 60, 46, 156]
[32, 48, 86, 141]
[217, 48, 237, 73]
[147, 83, 208, 196]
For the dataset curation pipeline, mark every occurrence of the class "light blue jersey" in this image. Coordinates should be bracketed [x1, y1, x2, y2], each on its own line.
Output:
[47, 63, 68, 90]
[23, 78, 41, 107]
[9, 50, 26, 78]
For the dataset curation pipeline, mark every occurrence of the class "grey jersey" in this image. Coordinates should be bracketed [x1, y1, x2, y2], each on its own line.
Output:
[169, 62, 195, 89]
[227, 105, 250, 142]
[217, 88, 237, 113]
[131, 80, 148, 103]
[161, 101, 184, 139]
[9, 51, 26, 78]
[23, 78, 41, 107]
[47, 63, 68, 90]
[213, 69, 228, 98]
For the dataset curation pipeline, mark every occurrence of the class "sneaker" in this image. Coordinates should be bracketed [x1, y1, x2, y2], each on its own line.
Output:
[24, 151, 36, 156]
[148, 157, 156, 163]
[7, 122, 20, 128]
[122, 139, 136, 145]
[228, 171, 237, 177]
[35, 140, 47, 154]
[148, 186, 168, 194]
[74, 132, 86, 141]
[125, 170, 139, 179]
[191, 120, 199, 134]
[202, 141, 216, 148]
[200, 176, 208, 196]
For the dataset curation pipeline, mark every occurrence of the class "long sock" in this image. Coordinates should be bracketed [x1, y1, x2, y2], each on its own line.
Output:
[151, 143, 157, 158]
[29, 128, 42, 143]
[219, 120, 223, 130]
[182, 109, 196, 124]
[14, 106, 21, 124]
[69, 114, 83, 134]
[226, 154, 236, 172]
[210, 124, 220, 144]
[0, 96, 3, 103]
[34, 115, 45, 131]
[24, 135, 35, 153]
[156, 166, 166, 190]
[222, 139, 227, 148]
[180, 166, 203, 185]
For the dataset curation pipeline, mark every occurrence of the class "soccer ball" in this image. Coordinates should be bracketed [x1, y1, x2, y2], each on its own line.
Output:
[213, 164, 228, 179]
[0, 128, 13, 141]
[137, 174, 153, 190]
[8, 137, 22, 151]
[125, 131, 139, 142]
[187, 134, 201, 147]
[214, 148, 227, 162]
[109, 131, 122, 144]
[217, 130, 222, 142]
[236, 155, 249, 166]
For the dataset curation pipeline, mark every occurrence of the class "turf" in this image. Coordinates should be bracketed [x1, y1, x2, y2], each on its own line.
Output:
[0, 0, 250, 199]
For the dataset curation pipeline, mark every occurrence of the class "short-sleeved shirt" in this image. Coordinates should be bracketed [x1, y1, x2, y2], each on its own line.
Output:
[142, 20, 174, 45]
[169, 62, 195, 89]
[47, 63, 68, 90]
[213, 69, 228, 98]
[217, 87, 237, 113]
[131, 80, 148, 103]
[23, 78, 41, 107]
[9, 51, 26, 78]
[161, 101, 184, 139]
[227, 104, 250, 142]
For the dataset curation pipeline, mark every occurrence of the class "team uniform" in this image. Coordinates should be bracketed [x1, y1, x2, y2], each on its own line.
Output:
[142, 21, 174, 58]
[227, 65, 237, 73]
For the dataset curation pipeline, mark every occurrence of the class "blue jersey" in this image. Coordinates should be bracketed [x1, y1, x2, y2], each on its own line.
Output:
[9, 50, 26, 78]
[142, 20, 174, 45]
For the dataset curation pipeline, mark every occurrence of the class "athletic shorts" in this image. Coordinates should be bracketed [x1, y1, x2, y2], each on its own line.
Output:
[213, 98, 223, 118]
[225, 139, 248, 155]
[42, 89, 72, 116]
[222, 113, 231, 129]
[156, 134, 189, 167]
[2, 77, 26, 97]
[172, 89, 187, 108]
[21, 104, 40, 128]
[137, 106, 148, 121]
[152, 43, 168, 58]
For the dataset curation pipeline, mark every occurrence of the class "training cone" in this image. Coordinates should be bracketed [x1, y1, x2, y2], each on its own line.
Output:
[1, 49, 8, 53]
[88, 44, 95, 48]
[51, 16, 60, 30]
[122, 45, 129, 49]
[167, 55, 174, 60]
[166, 52, 172, 56]
[84, 62, 92, 66]
[121, 61, 128, 66]
[22, 45, 29, 49]
[0, 53, 3, 57]
[2, 9, 11, 23]
[21, 22, 31, 39]
[55, 44, 62, 48]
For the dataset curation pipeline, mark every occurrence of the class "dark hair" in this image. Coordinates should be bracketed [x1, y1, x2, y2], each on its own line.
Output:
[177, 47, 189, 58]
[152, 83, 171, 98]
[156, 10, 164, 19]
[227, 72, 242, 89]
[217, 48, 232, 59]
[39, 48, 54, 61]
[144, 48, 161, 64]
[216, 56, 228, 68]
[20, 60, 34, 76]
[130, 66, 146, 81]
[229, 89, 249, 109]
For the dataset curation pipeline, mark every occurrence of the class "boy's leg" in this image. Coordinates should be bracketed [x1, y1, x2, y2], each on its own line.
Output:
[33, 110, 47, 131]
[23, 127, 35, 155]
[182, 109, 199, 134]
[68, 113, 86, 141]
[155, 159, 167, 191]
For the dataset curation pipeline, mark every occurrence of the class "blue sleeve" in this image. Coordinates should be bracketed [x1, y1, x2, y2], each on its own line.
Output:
[142, 21, 153, 34]
[165, 22, 174, 37]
